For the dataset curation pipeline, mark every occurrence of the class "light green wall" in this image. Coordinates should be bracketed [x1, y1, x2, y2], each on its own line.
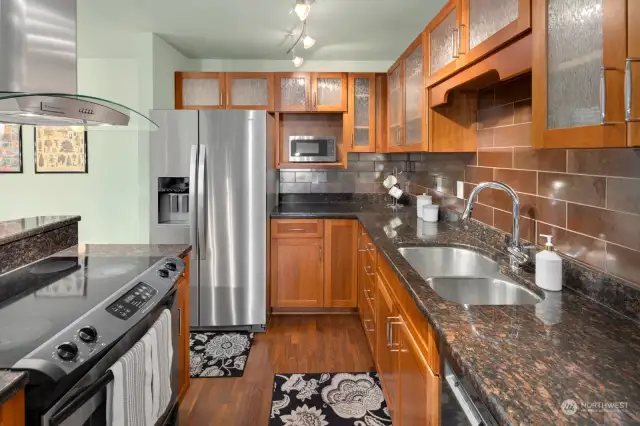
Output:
[197, 59, 391, 72]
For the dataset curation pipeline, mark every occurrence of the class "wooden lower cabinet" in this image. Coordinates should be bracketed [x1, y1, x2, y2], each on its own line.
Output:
[358, 227, 440, 426]
[0, 390, 25, 426]
[398, 322, 440, 426]
[270, 219, 358, 309]
[324, 220, 357, 307]
[177, 255, 191, 404]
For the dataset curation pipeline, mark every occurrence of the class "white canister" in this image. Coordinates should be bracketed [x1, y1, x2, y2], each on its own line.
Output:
[422, 204, 439, 223]
[416, 193, 432, 219]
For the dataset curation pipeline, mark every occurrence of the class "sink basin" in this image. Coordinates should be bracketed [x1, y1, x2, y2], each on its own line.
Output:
[398, 247, 542, 305]
[426, 277, 541, 305]
[398, 247, 499, 277]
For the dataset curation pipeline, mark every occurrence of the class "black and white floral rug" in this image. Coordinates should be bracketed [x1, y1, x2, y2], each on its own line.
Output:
[269, 372, 393, 426]
[189, 331, 254, 378]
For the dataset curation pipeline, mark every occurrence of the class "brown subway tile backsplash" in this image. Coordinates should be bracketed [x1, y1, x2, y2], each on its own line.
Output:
[567, 149, 640, 178]
[494, 74, 532, 105]
[538, 172, 606, 208]
[477, 128, 494, 148]
[493, 123, 531, 147]
[567, 203, 640, 252]
[494, 209, 536, 242]
[606, 177, 640, 215]
[471, 203, 494, 227]
[493, 168, 537, 194]
[605, 243, 640, 284]
[513, 147, 567, 172]
[465, 166, 493, 184]
[477, 148, 513, 168]
[477, 104, 514, 129]
[514, 99, 532, 124]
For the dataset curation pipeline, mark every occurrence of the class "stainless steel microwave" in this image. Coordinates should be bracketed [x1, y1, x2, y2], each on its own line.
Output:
[288, 136, 337, 163]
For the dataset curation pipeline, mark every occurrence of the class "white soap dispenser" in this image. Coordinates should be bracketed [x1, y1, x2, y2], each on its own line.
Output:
[536, 234, 563, 291]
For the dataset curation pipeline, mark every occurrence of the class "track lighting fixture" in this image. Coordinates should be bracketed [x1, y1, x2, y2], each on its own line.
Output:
[292, 55, 304, 68]
[286, 1, 317, 68]
[302, 34, 315, 49]
[293, 0, 315, 21]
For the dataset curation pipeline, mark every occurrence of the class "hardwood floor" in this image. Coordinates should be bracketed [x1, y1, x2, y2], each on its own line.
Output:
[178, 315, 375, 425]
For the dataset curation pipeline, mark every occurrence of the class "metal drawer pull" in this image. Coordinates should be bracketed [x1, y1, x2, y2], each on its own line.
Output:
[625, 59, 640, 122]
[351, 132, 355, 148]
[287, 228, 307, 231]
[600, 66, 617, 125]
[451, 29, 459, 59]
[363, 318, 375, 332]
[458, 24, 465, 56]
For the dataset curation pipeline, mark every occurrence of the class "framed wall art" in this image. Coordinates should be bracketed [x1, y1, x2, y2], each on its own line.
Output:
[35, 126, 88, 173]
[0, 124, 23, 173]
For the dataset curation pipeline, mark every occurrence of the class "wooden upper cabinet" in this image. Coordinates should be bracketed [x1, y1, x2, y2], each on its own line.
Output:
[425, 1, 461, 88]
[387, 63, 404, 149]
[532, 0, 627, 148]
[458, 0, 531, 69]
[271, 237, 324, 308]
[175, 72, 226, 109]
[311, 73, 348, 112]
[323, 220, 357, 308]
[403, 33, 428, 150]
[398, 321, 440, 426]
[345, 73, 376, 152]
[627, 1, 640, 147]
[275, 73, 312, 112]
[225, 72, 274, 110]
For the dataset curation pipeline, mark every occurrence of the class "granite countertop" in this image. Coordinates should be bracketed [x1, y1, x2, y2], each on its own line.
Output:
[0, 216, 81, 246]
[0, 371, 27, 406]
[52, 243, 192, 259]
[272, 203, 640, 425]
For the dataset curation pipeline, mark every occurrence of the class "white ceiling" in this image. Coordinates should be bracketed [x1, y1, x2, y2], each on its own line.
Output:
[78, 0, 447, 61]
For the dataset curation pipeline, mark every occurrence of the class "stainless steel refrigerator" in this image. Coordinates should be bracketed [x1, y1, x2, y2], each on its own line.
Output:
[149, 110, 277, 331]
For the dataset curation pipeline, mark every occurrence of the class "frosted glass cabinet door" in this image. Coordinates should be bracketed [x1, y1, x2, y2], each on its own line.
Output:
[312, 73, 347, 111]
[468, 0, 519, 50]
[387, 65, 403, 147]
[428, 7, 458, 81]
[346, 74, 376, 152]
[175, 73, 225, 109]
[532, 0, 627, 148]
[404, 41, 424, 146]
[227, 73, 273, 110]
[275, 73, 310, 111]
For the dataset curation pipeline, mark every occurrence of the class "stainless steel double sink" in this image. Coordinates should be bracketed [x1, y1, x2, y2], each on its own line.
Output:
[398, 247, 543, 305]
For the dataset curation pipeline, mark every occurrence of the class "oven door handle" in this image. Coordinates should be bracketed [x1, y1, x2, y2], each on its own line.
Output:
[49, 371, 114, 426]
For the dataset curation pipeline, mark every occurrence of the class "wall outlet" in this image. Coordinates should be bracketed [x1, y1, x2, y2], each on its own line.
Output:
[457, 181, 465, 199]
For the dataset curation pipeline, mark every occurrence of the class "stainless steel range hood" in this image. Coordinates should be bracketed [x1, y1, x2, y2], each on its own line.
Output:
[0, 0, 157, 130]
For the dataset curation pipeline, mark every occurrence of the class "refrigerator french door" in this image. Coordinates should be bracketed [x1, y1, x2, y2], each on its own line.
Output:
[150, 110, 276, 330]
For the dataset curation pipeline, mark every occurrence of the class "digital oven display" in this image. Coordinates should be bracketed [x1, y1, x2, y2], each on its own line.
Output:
[106, 283, 158, 320]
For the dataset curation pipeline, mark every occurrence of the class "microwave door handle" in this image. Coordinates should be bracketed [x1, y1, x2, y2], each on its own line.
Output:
[49, 371, 115, 426]
[197, 145, 207, 260]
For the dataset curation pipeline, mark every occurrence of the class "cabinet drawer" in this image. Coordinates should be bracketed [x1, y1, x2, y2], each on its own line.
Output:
[271, 219, 324, 238]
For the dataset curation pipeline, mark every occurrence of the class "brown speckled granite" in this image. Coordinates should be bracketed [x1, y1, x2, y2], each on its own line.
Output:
[53, 244, 192, 259]
[0, 224, 78, 274]
[0, 216, 80, 246]
[272, 203, 640, 425]
[0, 370, 27, 405]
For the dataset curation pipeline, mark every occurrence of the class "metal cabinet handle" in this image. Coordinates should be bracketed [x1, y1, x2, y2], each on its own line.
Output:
[458, 24, 465, 56]
[386, 316, 402, 351]
[178, 308, 182, 336]
[626, 59, 640, 122]
[319, 246, 323, 260]
[600, 66, 616, 125]
[451, 29, 459, 59]
[365, 265, 375, 276]
[351, 132, 355, 148]
[288, 228, 307, 231]
[313, 91, 317, 107]
[219, 92, 223, 106]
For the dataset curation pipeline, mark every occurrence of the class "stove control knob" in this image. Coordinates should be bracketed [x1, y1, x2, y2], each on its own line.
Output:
[164, 262, 177, 271]
[158, 269, 170, 278]
[56, 342, 79, 361]
[78, 326, 98, 343]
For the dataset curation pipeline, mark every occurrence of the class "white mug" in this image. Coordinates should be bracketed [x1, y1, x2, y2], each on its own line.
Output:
[383, 175, 398, 189]
[389, 187, 403, 199]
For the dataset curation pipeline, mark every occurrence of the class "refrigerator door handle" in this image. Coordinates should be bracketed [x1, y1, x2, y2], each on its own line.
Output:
[189, 145, 199, 257]
[197, 144, 207, 260]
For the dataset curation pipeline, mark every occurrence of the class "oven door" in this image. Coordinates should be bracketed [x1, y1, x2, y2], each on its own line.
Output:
[43, 288, 180, 426]
[288, 136, 336, 162]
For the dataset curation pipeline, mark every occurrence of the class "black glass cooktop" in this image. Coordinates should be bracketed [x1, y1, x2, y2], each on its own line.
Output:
[0, 255, 162, 367]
